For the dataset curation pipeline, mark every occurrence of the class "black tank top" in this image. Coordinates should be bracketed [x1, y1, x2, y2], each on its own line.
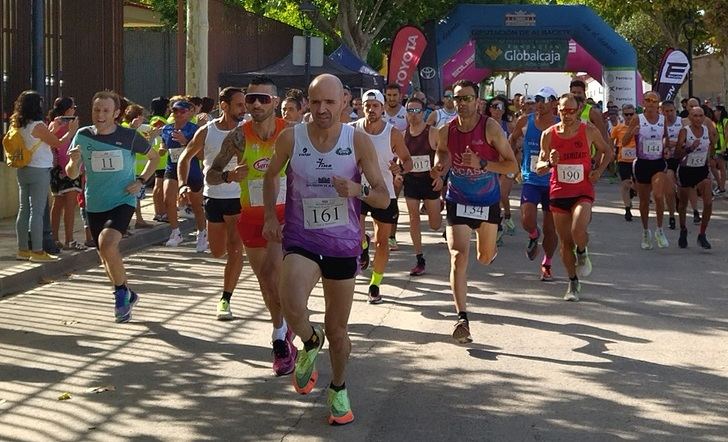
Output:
[404, 125, 435, 177]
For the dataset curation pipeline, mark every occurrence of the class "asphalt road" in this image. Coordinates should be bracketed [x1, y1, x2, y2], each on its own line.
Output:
[1, 181, 727, 441]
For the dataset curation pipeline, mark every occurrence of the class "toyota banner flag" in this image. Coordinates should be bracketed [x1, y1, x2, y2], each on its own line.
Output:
[388, 25, 428, 88]
[654, 48, 690, 102]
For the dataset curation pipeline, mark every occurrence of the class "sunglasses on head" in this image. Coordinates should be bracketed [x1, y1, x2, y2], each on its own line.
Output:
[406, 108, 423, 114]
[453, 95, 476, 103]
[558, 107, 578, 115]
[245, 93, 274, 105]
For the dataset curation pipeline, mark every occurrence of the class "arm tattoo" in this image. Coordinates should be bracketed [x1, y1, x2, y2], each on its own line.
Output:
[206, 127, 246, 185]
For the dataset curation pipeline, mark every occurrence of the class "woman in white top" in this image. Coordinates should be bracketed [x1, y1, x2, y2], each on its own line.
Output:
[12, 90, 78, 262]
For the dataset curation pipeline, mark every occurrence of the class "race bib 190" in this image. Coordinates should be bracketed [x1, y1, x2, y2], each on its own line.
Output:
[90, 150, 124, 173]
[411, 155, 431, 173]
[247, 177, 287, 207]
[557, 164, 584, 184]
[303, 198, 349, 229]
[456, 204, 489, 220]
[168, 147, 184, 163]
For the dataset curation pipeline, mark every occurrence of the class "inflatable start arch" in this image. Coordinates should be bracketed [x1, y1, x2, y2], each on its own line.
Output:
[419, 4, 638, 106]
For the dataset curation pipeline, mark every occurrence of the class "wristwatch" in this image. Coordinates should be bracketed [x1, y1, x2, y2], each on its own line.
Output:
[479, 158, 488, 170]
[359, 183, 370, 199]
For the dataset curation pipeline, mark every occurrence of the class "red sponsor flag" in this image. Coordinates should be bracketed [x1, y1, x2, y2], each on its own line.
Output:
[387, 25, 427, 88]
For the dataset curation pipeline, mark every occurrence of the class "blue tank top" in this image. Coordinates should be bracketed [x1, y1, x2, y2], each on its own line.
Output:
[521, 114, 553, 187]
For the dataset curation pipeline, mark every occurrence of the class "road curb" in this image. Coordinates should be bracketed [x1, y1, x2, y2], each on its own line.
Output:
[0, 218, 195, 298]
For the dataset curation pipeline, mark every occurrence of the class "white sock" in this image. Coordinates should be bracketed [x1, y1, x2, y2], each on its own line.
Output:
[171, 228, 180, 235]
[272, 319, 288, 341]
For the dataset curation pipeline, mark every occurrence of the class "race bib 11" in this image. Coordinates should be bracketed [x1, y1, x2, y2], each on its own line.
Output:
[91, 150, 124, 173]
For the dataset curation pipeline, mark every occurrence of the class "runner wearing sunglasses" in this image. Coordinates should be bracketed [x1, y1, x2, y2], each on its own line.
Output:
[207, 76, 296, 377]
[431, 79, 518, 343]
[536, 93, 613, 301]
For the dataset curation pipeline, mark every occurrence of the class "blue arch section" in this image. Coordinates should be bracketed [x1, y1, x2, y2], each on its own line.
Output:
[435, 4, 636, 70]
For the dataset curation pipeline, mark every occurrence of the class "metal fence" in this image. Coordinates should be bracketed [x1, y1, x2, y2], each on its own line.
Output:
[0, 0, 123, 131]
[124, 28, 177, 108]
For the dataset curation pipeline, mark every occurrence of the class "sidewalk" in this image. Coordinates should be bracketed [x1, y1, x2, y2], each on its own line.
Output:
[0, 198, 194, 297]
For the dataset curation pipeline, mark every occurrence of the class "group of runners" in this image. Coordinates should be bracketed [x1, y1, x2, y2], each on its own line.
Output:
[52, 72, 721, 426]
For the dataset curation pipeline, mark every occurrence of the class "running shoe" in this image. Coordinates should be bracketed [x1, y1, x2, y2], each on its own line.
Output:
[114, 287, 139, 323]
[367, 285, 383, 304]
[678, 228, 688, 249]
[196, 229, 209, 253]
[693, 210, 701, 225]
[216, 298, 233, 320]
[273, 329, 297, 376]
[328, 387, 355, 425]
[540, 265, 553, 282]
[165, 229, 183, 247]
[668, 216, 676, 230]
[293, 325, 324, 394]
[153, 214, 164, 222]
[452, 318, 472, 344]
[575, 248, 592, 278]
[641, 229, 653, 250]
[624, 208, 633, 222]
[504, 218, 516, 236]
[16, 250, 32, 261]
[409, 258, 426, 276]
[654, 228, 669, 249]
[697, 233, 712, 249]
[564, 279, 580, 302]
[388, 237, 398, 251]
[526, 228, 541, 261]
[29, 251, 59, 263]
[360, 234, 371, 270]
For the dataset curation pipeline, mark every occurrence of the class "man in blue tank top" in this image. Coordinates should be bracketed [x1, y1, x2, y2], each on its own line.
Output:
[510, 87, 560, 281]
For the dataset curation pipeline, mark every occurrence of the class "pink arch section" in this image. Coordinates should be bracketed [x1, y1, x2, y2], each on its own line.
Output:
[441, 40, 603, 87]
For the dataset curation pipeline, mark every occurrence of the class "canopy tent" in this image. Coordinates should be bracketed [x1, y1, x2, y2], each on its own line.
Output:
[219, 52, 384, 91]
[329, 45, 381, 77]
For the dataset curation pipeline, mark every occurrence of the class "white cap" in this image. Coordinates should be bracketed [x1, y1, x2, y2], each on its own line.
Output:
[362, 89, 385, 105]
[536, 86, 558, 100]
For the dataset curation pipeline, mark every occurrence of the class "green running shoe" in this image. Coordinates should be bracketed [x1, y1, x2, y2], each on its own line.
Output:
[328, 387, 355, 425]
[216, 298, 233, 321]
[292, 325, 325, 394]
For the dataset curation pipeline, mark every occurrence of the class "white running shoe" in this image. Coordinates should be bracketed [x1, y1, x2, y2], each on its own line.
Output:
[196, 229, 209, 253]
[575, 248, 592, 278]
[640, 229, 653, 250]
[166, 229, 184, 247]
[654, 228, 669, 248]
[564, 279, 581, 302]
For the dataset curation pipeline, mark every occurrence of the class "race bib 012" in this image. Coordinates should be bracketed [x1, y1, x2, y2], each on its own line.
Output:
[91, 150, 124, 173]
[303, 198, 349, 229]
